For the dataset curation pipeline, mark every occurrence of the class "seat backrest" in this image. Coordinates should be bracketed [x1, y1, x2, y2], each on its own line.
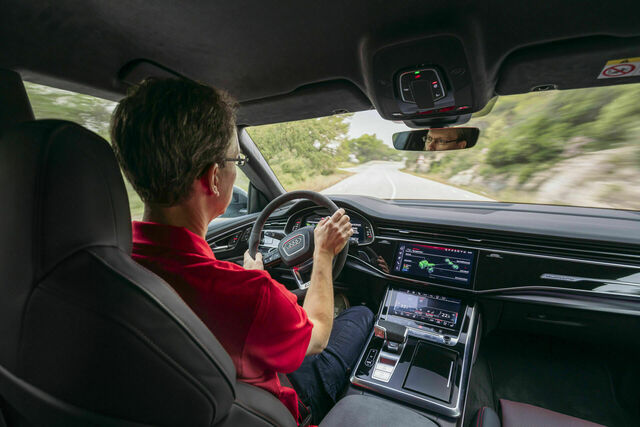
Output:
[0, 117, 240, 425]
[0, 70, 298, 427]
[0, 68, 34, 134]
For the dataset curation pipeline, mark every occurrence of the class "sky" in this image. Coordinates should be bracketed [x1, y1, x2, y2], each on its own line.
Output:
[346, 110, 412, 147]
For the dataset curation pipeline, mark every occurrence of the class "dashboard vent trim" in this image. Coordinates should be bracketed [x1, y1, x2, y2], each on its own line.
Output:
[376, 224, 640, 264]
[264, 220, 287, 230]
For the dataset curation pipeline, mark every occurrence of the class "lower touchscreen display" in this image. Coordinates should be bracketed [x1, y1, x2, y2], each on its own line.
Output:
[393, 242, 475, 287]
[389, 289, 461, 329]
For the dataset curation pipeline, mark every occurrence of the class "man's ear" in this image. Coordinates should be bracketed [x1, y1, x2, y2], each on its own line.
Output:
[458, 140, 467, 149]
[198, 164, 220, 196]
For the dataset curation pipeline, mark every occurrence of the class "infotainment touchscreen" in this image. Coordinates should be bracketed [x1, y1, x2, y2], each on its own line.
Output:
[393, 242, 476, 287]
[388, 289, 462, 330]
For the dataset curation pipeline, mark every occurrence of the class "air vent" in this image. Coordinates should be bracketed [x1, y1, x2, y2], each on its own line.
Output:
[376, 223, 640, 264]
[265, 220, 287, 230]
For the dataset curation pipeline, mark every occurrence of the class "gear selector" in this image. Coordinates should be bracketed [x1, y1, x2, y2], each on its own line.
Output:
[370, 320, 408, 382]
[374, 319, 408, 353]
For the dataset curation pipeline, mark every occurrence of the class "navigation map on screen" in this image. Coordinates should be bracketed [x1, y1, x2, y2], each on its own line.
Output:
[393, 243, 475, 287]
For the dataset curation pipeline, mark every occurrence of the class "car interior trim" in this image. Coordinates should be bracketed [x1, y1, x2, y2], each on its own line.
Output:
[376, 235, 640, 273]
[350, 301, 478, 418]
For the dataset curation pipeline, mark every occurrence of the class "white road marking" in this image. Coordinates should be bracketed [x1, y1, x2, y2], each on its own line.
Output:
[322, 161, 492, 201]
[384, 170, 397, 199]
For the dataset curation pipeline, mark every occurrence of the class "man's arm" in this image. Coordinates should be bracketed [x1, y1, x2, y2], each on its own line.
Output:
[304, 208, 353, 355]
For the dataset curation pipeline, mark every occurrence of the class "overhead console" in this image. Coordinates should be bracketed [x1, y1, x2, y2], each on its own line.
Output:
[367, 36, 479, 127]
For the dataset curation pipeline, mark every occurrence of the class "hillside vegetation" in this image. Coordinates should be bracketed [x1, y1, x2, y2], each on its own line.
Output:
[404, 84, 640, 209]
[24, 80, 640, 213]
[248, 116, 400, 189]
[24, 82, 398, 217]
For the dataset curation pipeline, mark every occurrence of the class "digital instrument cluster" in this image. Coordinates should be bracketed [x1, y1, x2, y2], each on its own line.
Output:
[288, 209, 374, 245]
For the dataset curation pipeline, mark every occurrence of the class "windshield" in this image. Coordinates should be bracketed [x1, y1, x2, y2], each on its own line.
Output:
[248, 84, 640, 210]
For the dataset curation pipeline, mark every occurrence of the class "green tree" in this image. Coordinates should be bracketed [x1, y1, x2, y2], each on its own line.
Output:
[344, 133, 400, 163]
[25, 82, 115, 140]
[248, 115, 351, 186]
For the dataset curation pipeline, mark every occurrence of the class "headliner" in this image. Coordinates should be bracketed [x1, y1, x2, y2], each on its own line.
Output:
[2, 1, 640, 125]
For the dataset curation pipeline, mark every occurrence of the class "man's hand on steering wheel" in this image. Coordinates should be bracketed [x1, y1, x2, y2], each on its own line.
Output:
[314, 209, 353, 257]
[248, 191, 352, 289]
[244, 250, 264, 270]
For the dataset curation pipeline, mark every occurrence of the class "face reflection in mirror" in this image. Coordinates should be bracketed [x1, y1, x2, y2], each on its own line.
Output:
[392, 127, 479, 152]
[425, 128, 467, 151]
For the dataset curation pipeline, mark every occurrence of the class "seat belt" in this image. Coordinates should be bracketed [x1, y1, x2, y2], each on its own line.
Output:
[0, 402, 7, 427]
[277, 373, 312, 427]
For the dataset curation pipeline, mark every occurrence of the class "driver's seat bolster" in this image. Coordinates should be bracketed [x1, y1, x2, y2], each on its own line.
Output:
[217, 382, 297, 427]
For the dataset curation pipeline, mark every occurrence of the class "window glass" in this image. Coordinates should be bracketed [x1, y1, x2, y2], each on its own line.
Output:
[24, 81, 250, 220]
[248, 84, 640, 211]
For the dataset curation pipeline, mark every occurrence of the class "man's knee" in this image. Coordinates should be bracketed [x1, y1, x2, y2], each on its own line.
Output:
[339, 305, 374, 335]
[352, 305, 374, 325]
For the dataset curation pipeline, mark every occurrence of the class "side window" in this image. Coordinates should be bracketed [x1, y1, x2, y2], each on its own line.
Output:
[24, 81, 252, 222]
[24, 81, 146, 219]
[216, 167, 250, 221]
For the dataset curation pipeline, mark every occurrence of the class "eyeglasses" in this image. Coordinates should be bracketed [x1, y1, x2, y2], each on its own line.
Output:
[225, 153, 249, 166]
[425, 136, 460, 145]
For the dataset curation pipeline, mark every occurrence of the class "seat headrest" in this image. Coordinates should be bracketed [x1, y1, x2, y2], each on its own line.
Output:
[0, 69, 35, 133]
[0, 120, 132, 282]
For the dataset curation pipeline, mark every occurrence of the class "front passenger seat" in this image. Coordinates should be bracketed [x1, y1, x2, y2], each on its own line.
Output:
[0, 69, 297, 426]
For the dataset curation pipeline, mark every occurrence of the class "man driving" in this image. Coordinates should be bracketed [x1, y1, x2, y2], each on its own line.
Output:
[110, 78, 374, 424]
[425, 127, 468, 151]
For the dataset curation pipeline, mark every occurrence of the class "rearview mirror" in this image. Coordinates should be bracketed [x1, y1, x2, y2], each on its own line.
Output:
[392, 127, 480, 152]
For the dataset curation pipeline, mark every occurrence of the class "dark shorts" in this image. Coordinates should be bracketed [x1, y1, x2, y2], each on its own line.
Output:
[287, 305, 374, 425]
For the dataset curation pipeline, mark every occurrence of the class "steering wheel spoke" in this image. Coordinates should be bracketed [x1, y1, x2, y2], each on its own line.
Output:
[291, 267, 311, 290]
[262, 248, 282, 268]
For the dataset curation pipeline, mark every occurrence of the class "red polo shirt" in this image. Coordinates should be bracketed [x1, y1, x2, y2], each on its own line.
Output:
[131, 221, 313, 421]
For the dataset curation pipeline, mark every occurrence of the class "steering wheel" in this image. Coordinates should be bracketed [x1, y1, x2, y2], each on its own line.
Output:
[248, 191, 349, 289]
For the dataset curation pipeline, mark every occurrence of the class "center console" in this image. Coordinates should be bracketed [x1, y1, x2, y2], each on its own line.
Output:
[350, 287, 478, 419]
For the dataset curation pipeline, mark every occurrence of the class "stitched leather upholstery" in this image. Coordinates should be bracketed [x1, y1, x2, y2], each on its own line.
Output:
[473, 400, 605, 427]
[0, 119, 296, 426]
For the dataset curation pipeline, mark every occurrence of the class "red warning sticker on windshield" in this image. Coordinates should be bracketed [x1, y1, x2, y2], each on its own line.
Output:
[598, 57, 640, 79]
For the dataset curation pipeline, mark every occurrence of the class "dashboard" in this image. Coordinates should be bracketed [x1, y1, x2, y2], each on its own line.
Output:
[206, 195, 640, 308]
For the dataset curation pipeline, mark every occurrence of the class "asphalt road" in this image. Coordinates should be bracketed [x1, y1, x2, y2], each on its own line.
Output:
[321, 161, 492, 201]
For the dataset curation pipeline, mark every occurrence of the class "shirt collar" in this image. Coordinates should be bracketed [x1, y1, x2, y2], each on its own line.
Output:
[132, 221, 215, 259]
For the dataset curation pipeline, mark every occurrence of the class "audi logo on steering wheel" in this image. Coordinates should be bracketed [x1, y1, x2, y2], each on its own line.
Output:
[286, 237, 302, 248]
[282, 233, 305, 256]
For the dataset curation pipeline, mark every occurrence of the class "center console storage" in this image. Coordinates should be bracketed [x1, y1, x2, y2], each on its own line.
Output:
[351, 287, 479, 418]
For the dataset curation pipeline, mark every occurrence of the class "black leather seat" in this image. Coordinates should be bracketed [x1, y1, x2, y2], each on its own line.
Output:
[0, 68, 298, 426]
[474, 399, 605, 427]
